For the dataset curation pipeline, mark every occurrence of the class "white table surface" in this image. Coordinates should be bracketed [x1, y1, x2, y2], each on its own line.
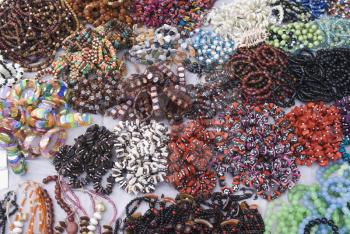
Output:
[0, 0, 338, 233]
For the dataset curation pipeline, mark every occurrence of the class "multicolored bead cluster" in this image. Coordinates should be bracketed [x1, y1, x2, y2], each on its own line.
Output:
[1, 0, 350, 233]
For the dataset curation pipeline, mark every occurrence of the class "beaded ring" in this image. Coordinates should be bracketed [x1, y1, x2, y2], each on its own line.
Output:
[112, 120, 169, 195]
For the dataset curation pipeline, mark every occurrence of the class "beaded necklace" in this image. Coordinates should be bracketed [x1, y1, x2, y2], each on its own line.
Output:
[0, 0, 79, 72]
[9, 181, 55, 234]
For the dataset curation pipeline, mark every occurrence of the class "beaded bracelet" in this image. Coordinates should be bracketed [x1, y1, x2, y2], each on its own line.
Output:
[291, 0, 328, 18]
[0, 56, 24, 88]
[0, 191, 18, 234]
[0, 79, 91, 173]
[112, 120, 169, 195]
[206, 0, 283, 48]
[267, 22, 324, 51]
[284, 102, 342, 166]
[271, 0, 313, 23]
[266, 161, 350, 234]
[119, 192, 265, 233]
[183, 29, 235, 73]
[107, 64, 191, 123]
[213, 102, 300, 200]
[0, 0, 79, 71]
[67, 0, 133, 26]
[53, 125, 117, 195]
[128, 24, 189, 65]
[131, 0, 216, 33]
[289, 48, 350, 102]
[166, 120, 226, 197]
[315, 17, 350, 48]
[328, 0, 350, 18]
[264, 185, 311, 233]
[225, 44, 298, 107]
[336, 96, 350, 161]
[299, 216, 340, 234]
[185, 71, 240, 119]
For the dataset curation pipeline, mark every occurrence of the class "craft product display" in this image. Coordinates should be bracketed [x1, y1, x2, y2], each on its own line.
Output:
[131, 0, 216, 32]
[128, 24, 188, 65]
[67, 0, 133, 26]
[0, 79, 91, 175]
[0, 55, 24, 88]
[8, 181, 55, 234]
[267, 22, 325, 51]
[0, 0, 79, 72]
[212, 102, 300, 200]
[327, 0, 350, 18]
[206, 0, 283, 47]
[43, 175, 118, 234]
[107, 64, 192, 123]
[271, 0, 313, 23]
[112, 120, 169, 195]
[183, 29, 235, 73]
[166, 120, 227, 197]
[265, 160, 350, 234]
[289, 48, 350, 102]
[53, 125, 117, 195]
[2, 0, 350, 233]
[225, 44, 299, 107]
[284, 102, 342, 166]
[119, 192, 265, 234]
[0, 191, 18, 234]
[291, 0, 328, 18]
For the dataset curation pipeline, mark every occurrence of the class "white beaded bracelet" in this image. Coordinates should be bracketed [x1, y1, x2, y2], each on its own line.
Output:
[206, 0, 283, 48]
[0, 55, 24, 88]
[112, 120, 169, 195]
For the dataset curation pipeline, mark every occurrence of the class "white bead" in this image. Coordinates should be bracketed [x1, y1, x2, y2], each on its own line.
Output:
[93, 212, 102, 220]
[87, 225, 96, 231]
[88, 231, 94, 234]
[12, 227, 22, 234]
[14, 221, 23, 228]
[96, 203, 106, 212]
[90, 218, 98, 225]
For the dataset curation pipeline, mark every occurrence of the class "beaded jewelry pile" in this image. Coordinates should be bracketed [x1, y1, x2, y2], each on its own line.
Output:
[1, 0, 350, 233]
[112, 120, 169, 195]
[206, 0, 283, 47]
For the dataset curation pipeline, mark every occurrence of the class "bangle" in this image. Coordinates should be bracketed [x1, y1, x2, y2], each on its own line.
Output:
[39, 127, 67, 158]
